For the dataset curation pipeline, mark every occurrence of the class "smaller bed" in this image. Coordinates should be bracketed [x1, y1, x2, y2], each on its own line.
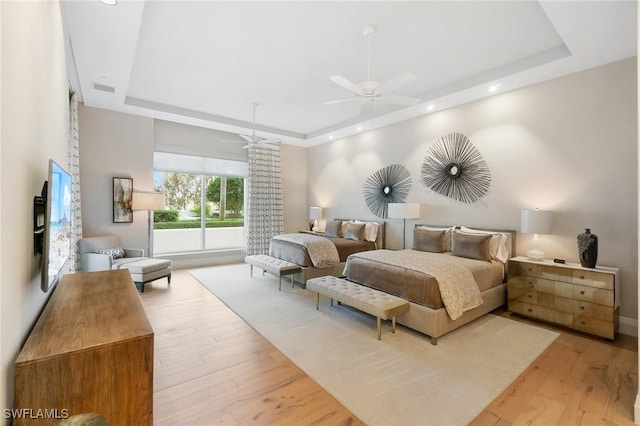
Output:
[343, 225, 515, 344]
[268, 218, 385, 285]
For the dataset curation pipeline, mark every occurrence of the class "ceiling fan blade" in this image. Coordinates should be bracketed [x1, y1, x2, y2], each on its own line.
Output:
[376, 72, 416, 95]
[360, 102, 374, 115]
[325, 98, 357, 105]
[378, 95, 421, 106]
[239, 134, 254, 143]
[329, 75, 362, 95]
[243, 142, 279, 150]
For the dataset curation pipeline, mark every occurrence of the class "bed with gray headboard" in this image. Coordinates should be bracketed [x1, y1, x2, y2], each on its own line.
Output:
[343, 224, 516, 344]
[268, 218, 385, 285]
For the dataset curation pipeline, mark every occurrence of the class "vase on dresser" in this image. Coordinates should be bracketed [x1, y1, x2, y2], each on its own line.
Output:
[577, 228, 598, 268]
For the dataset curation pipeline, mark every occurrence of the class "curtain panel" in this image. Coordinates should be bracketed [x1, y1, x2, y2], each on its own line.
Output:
[245, 146, 284, 255]
[68, 93, 83, 272]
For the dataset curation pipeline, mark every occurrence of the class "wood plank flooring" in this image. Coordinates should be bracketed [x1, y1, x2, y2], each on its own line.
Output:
[142, 269, 637, 425]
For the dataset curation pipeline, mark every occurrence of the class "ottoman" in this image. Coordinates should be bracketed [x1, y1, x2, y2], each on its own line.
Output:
[118, 258, 172, 292]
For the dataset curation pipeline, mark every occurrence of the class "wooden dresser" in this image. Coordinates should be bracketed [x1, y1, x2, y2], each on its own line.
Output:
[507, 256, 619, 339]
[14, 270, 154, 425]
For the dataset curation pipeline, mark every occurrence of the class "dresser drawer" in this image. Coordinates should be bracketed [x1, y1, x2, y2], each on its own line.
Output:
[510, 301, 555, 323]
[573, 284, 613, 306]
[573, 317, 614, 339]
[538, 265, 572, 283]
[572, 300, 615, 322]
[572, 270, 614, 290]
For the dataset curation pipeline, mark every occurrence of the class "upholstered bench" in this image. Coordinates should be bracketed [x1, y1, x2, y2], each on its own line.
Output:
[118, 258, 172, 293]
[306, 276, 410, 340]
[245, 255, 302, 291]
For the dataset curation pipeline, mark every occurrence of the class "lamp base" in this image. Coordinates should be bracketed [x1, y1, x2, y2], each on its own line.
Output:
[526, 248, 545, 260]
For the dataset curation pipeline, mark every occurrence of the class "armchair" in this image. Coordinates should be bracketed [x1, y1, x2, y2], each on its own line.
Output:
[79, 235, 171, 292]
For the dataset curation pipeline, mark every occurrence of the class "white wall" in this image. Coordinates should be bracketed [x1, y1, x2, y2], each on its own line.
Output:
[281, 144, 308, 233]
[78, 106, 154, 251]
[1, 0, 69, 411]
[308, 58, 638, 322]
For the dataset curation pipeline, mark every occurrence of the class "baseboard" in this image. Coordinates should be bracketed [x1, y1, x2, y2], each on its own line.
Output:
[619, 315, 638, 337]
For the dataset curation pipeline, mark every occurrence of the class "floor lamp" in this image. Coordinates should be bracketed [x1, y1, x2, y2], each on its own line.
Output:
[133, 192, 165, 257]
[388, 203, 421, 249]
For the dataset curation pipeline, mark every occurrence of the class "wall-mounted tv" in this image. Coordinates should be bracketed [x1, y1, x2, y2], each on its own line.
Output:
[35, 159, 72, 292]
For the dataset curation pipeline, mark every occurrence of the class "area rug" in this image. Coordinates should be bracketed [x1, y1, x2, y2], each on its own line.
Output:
[190, 264, 559, 426]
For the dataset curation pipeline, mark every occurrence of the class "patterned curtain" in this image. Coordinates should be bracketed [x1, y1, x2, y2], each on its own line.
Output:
[245, 145, 284, 255]
[68, 92, 83, 272]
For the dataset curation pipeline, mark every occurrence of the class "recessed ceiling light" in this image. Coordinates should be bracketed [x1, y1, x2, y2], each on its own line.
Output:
[329, 135, 334, 140]
[427, 104, 435, 111]
[99, 0, 117, 5]
[357, 126, 362, 131]
[489, 83, 501, 93]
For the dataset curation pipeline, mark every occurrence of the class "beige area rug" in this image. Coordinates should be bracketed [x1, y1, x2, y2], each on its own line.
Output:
[190, 264, 559, 426]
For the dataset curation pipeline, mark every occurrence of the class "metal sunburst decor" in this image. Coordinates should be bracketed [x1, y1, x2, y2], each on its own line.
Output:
[421, 132, 491, 204]
[363, 164, 412, 218]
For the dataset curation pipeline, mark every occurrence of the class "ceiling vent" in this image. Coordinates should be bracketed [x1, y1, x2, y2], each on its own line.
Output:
[92, 82, 115, 93]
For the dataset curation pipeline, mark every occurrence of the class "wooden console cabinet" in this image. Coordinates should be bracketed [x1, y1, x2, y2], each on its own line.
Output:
[14, 270, 154, 425]
[507, 256, 619, 339]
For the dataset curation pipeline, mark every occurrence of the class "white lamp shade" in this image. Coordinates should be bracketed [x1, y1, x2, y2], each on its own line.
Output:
[132, 192, 165, 211]
[309, 206, 323, 220]
[388, 203, 421, 219]
[521, 209, 553, 234]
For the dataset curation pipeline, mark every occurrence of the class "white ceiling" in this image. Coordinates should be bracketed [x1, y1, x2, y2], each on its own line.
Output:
[62, 1, 637, 147]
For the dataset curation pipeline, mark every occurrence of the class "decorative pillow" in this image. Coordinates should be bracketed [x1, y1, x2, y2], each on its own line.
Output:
[323, 220, 342, 238]
[459, 226, 509, 263]
[344, 222, 366, 241]
[353, 220, 380, 242]
[95, 247, 126, 260]
[415, 226, 454, 252]
[451, 231, 492, 262]
[413, 228, 445, 253]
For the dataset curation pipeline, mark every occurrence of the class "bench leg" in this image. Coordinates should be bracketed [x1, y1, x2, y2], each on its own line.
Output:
[249, 265, 253, 278]
[330, 298, 334, 307]
[392, 316, 396, 334]
[377, 317, 382, 340]
[278, 275, 282, 291]
[315, 292, 319, 310]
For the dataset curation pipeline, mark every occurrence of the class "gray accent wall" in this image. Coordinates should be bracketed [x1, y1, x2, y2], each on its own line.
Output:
[307, 58, 638, 322]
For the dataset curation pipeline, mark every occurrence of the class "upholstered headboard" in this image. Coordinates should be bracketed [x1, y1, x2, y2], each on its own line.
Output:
[335, 218, 386, 249]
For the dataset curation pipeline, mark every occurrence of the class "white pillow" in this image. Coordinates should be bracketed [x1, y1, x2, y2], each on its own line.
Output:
[415, 226, 454, 252]
[353, 220, 380, 242]
[459, 227, 509, 263]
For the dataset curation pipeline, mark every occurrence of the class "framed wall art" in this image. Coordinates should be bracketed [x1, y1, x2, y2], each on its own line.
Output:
[113, 177, 133, 223]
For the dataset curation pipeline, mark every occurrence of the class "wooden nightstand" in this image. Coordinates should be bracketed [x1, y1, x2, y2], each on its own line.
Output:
[507, 256, 619, 339]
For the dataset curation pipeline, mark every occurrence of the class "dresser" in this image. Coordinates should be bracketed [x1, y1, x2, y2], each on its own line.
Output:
[507, 256, 619, 339]
[13, 270, 154, 425]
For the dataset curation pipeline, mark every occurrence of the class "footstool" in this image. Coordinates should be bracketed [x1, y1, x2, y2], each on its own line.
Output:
[118, 258, 172, 292]
[245, 255, 302, 290]
[307, 276, 410, 340]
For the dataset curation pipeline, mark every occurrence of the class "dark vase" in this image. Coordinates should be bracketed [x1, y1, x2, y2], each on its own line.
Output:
[577, 228, 598, 268]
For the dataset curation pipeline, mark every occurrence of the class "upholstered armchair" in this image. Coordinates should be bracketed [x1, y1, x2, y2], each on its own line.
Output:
[79, 235, 171, 292]
[79, 235, 145, 272]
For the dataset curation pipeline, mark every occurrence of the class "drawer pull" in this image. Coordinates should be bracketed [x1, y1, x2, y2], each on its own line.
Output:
[528, 294, 532, 298]
[527, 308, 533, 313]
[580, 290, 585, 295]
[580, 321, 586, 325]
[579, 306, 585, 311]
[579, 275, 585, 280]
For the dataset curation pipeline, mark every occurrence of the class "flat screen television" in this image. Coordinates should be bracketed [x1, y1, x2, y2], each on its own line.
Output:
[38, 159, 73, 292]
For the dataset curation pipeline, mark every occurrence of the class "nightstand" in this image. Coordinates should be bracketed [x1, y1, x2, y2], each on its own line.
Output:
[507, 256, 619, 339]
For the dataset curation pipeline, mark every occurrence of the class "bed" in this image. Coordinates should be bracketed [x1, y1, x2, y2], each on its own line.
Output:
[343, 225, 516, 344]
[268, 218, 385, 285]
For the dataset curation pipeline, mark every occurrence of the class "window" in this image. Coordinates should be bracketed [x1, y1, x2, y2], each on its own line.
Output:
[153, 152, 247, 254]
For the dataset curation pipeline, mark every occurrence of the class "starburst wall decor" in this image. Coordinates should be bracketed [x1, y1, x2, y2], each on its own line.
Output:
[421, 133, 491, 204]
[363, 164, 412, 218]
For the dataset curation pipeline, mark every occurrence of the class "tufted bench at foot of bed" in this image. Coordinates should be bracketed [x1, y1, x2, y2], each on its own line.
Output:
[306, 276, 410, 340]
[245, 255, 302, 291]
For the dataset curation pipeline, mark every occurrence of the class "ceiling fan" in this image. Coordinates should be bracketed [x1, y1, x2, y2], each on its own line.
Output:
[239, 103, 280, 149]
[326, 25, 420, 115]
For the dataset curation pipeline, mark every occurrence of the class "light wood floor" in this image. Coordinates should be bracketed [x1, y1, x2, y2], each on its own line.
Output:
[142, 269, 638, 425]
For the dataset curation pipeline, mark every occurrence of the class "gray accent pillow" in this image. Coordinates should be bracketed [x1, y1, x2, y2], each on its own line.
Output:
[451, 231, 492, 262]
[324, 220, 342, 238]
[344, 222, 366, 241]
[95, 247, 125, 260]
[413, 228, 445, 253]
